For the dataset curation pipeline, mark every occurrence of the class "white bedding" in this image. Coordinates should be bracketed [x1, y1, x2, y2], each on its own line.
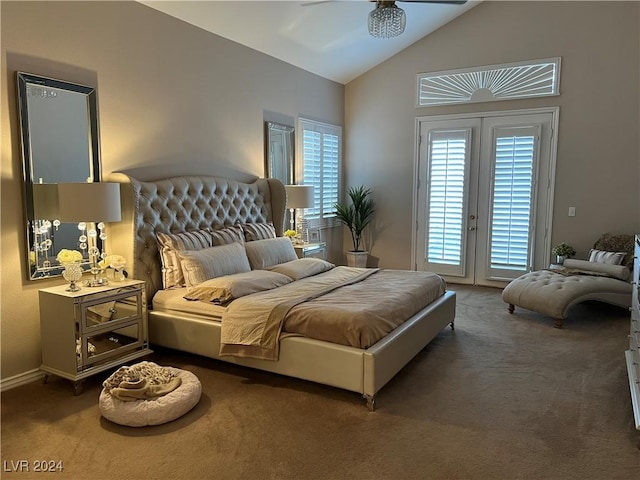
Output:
[153, 288, 225, 319]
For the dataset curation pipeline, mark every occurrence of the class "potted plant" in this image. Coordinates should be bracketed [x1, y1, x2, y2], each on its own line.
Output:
[551, 242, 576, 265]
[334, 185, 375, 267]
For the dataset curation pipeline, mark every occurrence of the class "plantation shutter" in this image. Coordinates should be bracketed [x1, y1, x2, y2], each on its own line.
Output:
[488, 126, 539, 277]
[425, 129, 471, 276]
[298, 118, 341, 227]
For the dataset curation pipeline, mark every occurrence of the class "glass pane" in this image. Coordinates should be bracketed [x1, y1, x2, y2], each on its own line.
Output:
[300, 121, 341, 223]
[427, 132, 467, 266]
[490, 135, 535, 270]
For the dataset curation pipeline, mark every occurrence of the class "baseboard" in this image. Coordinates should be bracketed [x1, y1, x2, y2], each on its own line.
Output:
[0, 369, 44, 392]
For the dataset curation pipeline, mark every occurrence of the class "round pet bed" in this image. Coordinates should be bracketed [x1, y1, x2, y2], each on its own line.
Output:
[99, 367, 201, 427]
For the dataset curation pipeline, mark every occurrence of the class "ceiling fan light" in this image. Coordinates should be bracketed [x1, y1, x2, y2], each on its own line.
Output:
[368, 2, 406, 38]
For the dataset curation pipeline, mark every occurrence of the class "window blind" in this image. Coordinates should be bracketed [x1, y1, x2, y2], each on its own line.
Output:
[298, 118, 342, 226]
[489, 132, 536, 272]
[427, 131, 468, 267]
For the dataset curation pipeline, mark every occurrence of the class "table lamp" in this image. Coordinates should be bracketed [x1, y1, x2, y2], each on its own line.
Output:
[284, 185, 314, 244]
[57, 182, 122, 286]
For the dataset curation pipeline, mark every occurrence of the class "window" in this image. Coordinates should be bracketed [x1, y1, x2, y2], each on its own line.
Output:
[427, 130, 469, 268]
[489, 128, 538, 274]
[297, 118, 342, 227]
[417, 58, 561, 107]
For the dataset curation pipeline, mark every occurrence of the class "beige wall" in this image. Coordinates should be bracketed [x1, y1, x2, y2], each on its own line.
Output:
[1, 1, 343, 381]
[345, 1, 640, 270]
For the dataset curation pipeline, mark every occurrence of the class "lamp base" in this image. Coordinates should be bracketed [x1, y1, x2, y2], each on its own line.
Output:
[85, 278, 109, 287]
[296, 214, 309, 244]
[85, 266, 108, 287]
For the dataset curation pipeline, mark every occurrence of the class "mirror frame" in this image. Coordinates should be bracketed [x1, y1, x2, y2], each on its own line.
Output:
[17, 72, 101, 280]
[264, 121, 294, 185]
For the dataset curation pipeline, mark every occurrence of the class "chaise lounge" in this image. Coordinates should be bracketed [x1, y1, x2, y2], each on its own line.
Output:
[502, 233, 634, 328]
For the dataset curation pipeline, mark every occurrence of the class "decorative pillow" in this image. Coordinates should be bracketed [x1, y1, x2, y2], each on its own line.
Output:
[563, 258, 631, 281]
[592, 233, 634, 269]
[268, 258, 335, 281]
[242, 222, 276, 242]
[183, 270, 292, 304]
[244, 237, 298, 270]
[177, 242, 251, 287]
[587, 249, 626, 266]
[157, 229, 213, 289]
[209, 225, 245, 246]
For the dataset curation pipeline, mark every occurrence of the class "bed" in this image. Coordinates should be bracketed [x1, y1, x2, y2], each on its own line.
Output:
[110, 173, 456, 410]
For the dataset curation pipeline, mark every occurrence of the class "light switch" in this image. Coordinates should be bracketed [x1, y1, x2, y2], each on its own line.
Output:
[568, 207, 576, 217]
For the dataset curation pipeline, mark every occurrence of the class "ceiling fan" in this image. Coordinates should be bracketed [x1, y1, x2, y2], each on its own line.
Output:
[367, 0, 468, 38]
[303, 0, 468, 39]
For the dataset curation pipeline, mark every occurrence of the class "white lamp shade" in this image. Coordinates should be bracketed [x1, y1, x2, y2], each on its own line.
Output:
[57, 182, 122, 223]
[31, 183, 59, 219]
[285, 185, 314, 209]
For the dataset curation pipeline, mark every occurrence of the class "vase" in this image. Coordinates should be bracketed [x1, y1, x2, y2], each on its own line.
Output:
[346, 251, 369, 268]
[556, 255, 565, 265]
[113, 268, 126, 282]
[62, 262, 83, 292]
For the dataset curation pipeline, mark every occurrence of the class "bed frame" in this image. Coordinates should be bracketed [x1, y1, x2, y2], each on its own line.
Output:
[110, 173, 456, 410]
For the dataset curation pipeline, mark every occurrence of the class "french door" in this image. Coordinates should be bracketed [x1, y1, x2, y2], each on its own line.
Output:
[414, 109, 558, 287]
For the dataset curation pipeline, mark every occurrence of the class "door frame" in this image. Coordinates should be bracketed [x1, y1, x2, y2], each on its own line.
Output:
[412, 106, 560, 286]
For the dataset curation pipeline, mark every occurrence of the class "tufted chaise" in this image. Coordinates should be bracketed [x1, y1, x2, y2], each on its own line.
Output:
[502, 233, 634, 328]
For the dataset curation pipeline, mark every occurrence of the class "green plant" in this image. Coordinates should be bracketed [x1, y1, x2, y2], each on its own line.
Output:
[334, 185, 375, 252]
[552, 242, 576, 257]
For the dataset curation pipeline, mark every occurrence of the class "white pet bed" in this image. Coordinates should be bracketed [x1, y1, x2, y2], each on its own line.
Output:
[99, 367, 202, 427]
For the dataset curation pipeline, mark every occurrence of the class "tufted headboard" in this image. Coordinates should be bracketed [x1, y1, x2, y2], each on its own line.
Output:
[109, 175, 287, 302]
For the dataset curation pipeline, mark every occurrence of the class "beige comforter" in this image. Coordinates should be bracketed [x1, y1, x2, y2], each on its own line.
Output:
[219, 266, 446, 360]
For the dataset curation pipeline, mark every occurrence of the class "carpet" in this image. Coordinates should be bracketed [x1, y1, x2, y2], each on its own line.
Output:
[1, 285, 638, 479]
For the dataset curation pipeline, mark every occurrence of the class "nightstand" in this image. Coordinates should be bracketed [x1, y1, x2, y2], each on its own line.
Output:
[294, 242, 327, 260]
[38, 279, 152, 394]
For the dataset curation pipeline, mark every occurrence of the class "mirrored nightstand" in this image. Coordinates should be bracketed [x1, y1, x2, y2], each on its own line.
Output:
[294, 242, 327, 260]
[38, 279, 152, 394]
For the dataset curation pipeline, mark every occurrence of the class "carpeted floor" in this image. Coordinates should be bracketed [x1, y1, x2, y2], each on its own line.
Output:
[2, 285, 639, 480]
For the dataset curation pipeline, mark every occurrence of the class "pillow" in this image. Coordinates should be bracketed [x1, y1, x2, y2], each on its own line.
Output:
[242, 222, 276, 242]
[157, 229, 213, 289]
[244, 237, 298, 270]
[268, 258, 335, 281]
[587, 249, 626, 266]
[209, 225, 245, 246]
[563, 258, 631, 281]
[183, 270, 292, 304]
[177, 242, 251, 287]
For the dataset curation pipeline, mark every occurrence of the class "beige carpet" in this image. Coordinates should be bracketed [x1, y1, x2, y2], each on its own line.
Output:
[2, 285, 639, 480]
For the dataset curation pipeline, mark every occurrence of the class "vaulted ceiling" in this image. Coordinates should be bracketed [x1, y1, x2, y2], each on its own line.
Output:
[140, 0, 480, 84]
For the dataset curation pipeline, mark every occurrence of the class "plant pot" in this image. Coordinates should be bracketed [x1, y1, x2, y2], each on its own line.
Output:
[556, 255, 565, 265]
[346, 251, 368, 268]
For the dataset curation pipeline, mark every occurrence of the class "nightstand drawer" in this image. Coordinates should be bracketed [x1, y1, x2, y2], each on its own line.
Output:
[80, 288, 142, 333]
[79, 320, 144, 370]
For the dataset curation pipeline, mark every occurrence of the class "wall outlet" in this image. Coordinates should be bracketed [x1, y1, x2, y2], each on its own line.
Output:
[568, 207, 576, 217]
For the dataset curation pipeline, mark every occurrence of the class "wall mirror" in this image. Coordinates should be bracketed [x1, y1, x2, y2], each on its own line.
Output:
[264, 121, 294, 185]
[17, 72, 101, 280]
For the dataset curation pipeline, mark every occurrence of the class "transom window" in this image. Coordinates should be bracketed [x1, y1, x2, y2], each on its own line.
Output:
[417, 58, 561, 107]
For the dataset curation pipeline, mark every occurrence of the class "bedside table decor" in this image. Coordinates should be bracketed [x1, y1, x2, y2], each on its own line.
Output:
[284, 184, 313, 244]
[57, 249, 84, 291]
[61, 262, 83, 292]
[56, 182, 122, 287]
[99, 254, 128, 282]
